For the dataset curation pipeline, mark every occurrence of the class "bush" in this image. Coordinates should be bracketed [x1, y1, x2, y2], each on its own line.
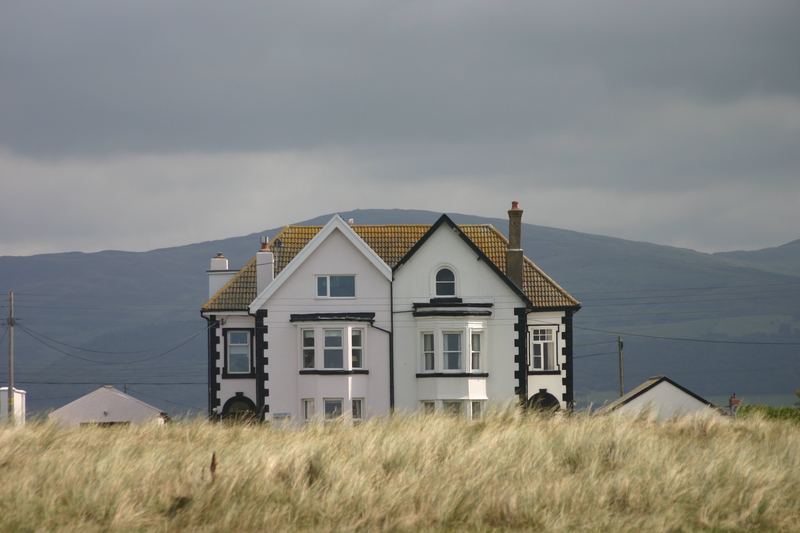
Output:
[738, 404, 800, 423]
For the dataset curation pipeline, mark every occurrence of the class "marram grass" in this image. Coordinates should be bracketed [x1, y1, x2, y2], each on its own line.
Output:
[1, 411, 799, 532]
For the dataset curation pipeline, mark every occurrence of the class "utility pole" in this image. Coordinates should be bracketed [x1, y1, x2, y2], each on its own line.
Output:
[6, 290, 14, 425]
[617, 335, 624, 397]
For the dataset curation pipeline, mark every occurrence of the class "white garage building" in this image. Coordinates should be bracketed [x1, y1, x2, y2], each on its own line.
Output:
[597, 376, 722, 421]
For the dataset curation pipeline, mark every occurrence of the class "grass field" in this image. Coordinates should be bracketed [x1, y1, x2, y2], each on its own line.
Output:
[1, 411, 799, 532]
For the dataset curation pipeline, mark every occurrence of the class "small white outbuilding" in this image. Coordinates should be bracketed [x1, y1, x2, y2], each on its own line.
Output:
[596, 376, 721, 421]
[0, 387, 26, 425]
[49, 385, 167, 427]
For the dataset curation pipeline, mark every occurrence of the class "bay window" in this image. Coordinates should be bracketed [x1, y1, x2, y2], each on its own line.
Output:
[352, 398, 364, 422]
[302, 399, 315, 422]
[531, 328, 557, 371]
[226, 330, 252, 375]
[324, 329, 344, 368]
[421, 332, 435, 371]
[302, 329, 315, 369]
[351, 329, 364, 368]
[470, 332, 483, 371]
[443, 332, 462, 370]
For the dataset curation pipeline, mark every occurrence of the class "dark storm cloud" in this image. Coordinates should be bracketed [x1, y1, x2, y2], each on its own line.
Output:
[0, 1, 798, 254]
[1, 1, 798, 156]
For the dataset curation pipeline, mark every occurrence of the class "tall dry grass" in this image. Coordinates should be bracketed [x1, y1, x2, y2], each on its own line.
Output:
[1, 411, 798, 531]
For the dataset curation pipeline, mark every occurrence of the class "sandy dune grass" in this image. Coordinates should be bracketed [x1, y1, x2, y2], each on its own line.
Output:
[0, 411, 798, 531]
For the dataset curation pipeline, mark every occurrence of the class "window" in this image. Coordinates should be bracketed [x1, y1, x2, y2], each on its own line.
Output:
[316, 275, 355, 297]
[470, 332, 482, 371]
[471, 401, 483, 420]
[324, 329, 344, 368]
[352, 398, 364, 422]
[442, 400, 463, 416]
[421, 401, 435, 414]
[531, 328, 557, 370]
[422, 332, 435, 371]
[443, 332, 462, 370]
[351, 329, 363, 368]
[435, 268, 455, 296]
[302, 329, 315, 369]
[302, 399, 315, 421]
[227, 331, 251, 374]
[324, 399, 343, 420]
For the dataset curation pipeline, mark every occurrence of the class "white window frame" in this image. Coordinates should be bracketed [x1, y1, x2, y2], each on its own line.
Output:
[315, 274, 356, 299]
[421, 331, 435, 372]
[442, 400, 464, 416]
[470, 400, 484, 420]
[352, 398, 364, 422]
[226, 330, 252, 375]
[302, 398, 315, 422]
[530, 326, 559, 371]
[469, 330, 484, 372]
[323, 398, 344, 420]
[351, 328, 365, 369]
[442, 331, 463, 372]
[434, 267, 457, 297]
[301, 329, 315, 369]
[323, 329, 345, 369]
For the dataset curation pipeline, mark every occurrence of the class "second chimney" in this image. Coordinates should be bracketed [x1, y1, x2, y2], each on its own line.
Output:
[256, 236, 275, 294]
[507, 201, 524, 289]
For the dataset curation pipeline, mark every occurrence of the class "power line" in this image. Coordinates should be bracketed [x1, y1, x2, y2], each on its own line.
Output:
[17, 322, 215, 365]
[574, 325, 800, 346]
[574, 351, 618, 360]
[15, 324, 152, 355]
[573, 340, 617, 348]
[13, 380, 205, 385]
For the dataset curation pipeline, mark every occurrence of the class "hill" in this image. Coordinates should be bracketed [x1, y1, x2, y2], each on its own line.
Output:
[715, 239, 800, 277]
[1, 208, 798, 415]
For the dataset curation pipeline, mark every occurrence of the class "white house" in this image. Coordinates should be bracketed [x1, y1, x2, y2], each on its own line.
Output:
[201, 203, 581, 422]
[49, 385, 168, 427]
[596, 376, 722, 421]
[0, 387, 26, 425]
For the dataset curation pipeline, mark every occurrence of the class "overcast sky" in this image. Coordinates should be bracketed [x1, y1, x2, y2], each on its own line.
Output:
[1, 1, 798, 256]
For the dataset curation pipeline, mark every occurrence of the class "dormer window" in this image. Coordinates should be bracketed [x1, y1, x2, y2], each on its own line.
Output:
[435, 268, 456, 296]
[316, 275, 355, 298]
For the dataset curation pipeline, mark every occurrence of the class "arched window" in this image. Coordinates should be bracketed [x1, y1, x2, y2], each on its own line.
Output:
[435, 268, 456, 296]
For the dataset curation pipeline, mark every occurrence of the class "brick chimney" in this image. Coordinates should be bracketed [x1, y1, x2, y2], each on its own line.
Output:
[256, 236, 275, 294]
[507, 201, 524, 289]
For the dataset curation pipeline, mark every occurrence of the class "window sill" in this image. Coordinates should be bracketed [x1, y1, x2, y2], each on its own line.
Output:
[221, 371, 256, 379]
[528, 370, 561, 375]
[299, 369, 369, 375]
[416, 372, 489, 378]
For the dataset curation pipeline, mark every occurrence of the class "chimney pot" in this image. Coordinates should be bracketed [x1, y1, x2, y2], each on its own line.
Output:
[348, 218, 355, 225]
[511, 201, 519, 210]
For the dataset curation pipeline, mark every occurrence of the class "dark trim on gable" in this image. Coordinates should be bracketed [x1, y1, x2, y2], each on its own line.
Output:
[392, 214, 534, 308]
[427, 297, 463, 304]
[413, 310, 492, 318]
[299, 369, 370, 375]
[204, 315, 218, 419]
[563, 311, 574, 410]
[290, 312, 376, 323]
[416, 372, 489, 378]
[528, 370, 561, 376]
[255, 310, 268, 419]
[513, 307, 528, 406]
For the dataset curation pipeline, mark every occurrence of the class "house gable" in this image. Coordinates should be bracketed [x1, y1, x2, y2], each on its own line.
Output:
[249, 215, 392, 313]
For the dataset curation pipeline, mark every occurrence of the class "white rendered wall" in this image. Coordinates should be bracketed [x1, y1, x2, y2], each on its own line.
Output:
[392, 224, 526, 413]
[0, 387, 26, 425]
[258, 228, 392, 422]
[614, 381, 720, 421]
[216, 314, 257, 411]
[526, 310, 567, 409]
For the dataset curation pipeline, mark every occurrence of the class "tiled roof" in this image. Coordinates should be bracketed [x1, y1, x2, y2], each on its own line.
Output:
[202, 223, 580, 311]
